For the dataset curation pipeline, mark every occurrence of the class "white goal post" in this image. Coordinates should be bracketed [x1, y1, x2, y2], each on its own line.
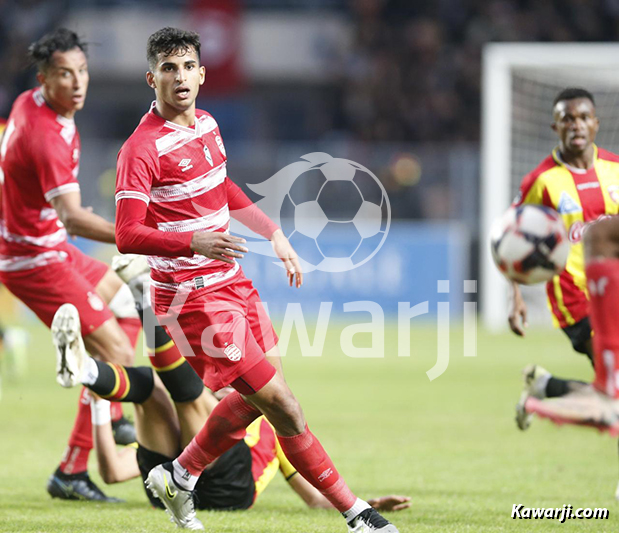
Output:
[481, 43, 619, 332]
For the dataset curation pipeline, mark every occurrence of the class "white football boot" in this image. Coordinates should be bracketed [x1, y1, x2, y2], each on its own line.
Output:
[525, 384, 619, 436]
[515, 365, 551, 431]
[347, 508, 399, 532]
[146, 464, 204, 530]
[52, 303, 86, 388]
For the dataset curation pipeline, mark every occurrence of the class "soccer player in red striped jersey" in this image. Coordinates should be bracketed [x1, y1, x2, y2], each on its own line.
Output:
[114, 27, 399, 532]
[0, 29, 141, 501]
[509, 88, 619, 430]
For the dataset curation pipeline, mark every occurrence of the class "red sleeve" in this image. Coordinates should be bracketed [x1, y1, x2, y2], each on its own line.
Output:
[115, 141, 193, 257]
[226, 177, 279, 239]
[115, 197, 193, 256]
[31, 127, 80, 202]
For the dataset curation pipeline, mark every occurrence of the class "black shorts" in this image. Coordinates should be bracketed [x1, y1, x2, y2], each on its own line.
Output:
[137, 441, 256, 511]
[561, 316, 592, 357]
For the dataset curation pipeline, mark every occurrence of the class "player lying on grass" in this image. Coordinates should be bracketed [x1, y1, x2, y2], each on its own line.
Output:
[110, 26, 401, 532]
[52, 256, 411, 517]
[85, 366, 410, 515]
[523, 216, 619, 442]
[0, 28, 138, 502]
[509, 88, 619, 431]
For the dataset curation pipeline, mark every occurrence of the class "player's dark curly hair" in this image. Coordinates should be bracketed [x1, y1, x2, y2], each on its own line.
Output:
[553, 87, 595, 107]
[147, 27, 201, 70]
[28, 28, 87, 72]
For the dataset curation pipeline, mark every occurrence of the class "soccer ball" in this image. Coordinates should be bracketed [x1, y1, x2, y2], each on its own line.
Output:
[281, 155, 390, 273]
[490, 205, 570, 285]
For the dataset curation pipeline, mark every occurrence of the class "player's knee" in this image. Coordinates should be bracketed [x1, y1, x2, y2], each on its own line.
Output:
[269, 391, 305, 434]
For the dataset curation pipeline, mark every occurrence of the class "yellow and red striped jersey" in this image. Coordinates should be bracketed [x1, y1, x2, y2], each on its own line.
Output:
[514, 145, 619, 328]
[244, 416, 297, 498]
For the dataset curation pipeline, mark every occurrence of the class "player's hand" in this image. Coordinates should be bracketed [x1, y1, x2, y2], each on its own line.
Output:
[508, 282, 528, 336]
[271, 229, 303, 288]
[367, 495, 411, 512]
[190, 231, 248, 264]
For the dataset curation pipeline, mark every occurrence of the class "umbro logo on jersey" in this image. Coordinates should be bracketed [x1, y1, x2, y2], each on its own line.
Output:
[178, 159, 193, 172]
[556, 192, 582, 214]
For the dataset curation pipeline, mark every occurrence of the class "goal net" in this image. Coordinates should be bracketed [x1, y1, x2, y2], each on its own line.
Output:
[481, 44, 619, 332]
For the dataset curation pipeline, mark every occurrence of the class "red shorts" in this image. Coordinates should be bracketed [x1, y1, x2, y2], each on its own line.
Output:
[0, 243, 113, 336]
[153, 273, 278, 392]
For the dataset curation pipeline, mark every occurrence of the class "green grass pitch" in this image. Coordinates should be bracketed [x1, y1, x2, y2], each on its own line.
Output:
[1, 322, 618, 532]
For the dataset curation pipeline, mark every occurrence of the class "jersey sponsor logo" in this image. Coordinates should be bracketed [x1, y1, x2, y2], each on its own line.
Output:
[215, 135, 226, 157]
[178, 158, 193, 172]
[568, 214, 613, 243]
[609, 185, 619, 204]
[556, 192, 582, 215]
[87, 291, 105, 312]
[203, 145, 213, 166]
[224, 343, 242, 362]
[568, 221, 585, 243]
[576, 181, 600, 191]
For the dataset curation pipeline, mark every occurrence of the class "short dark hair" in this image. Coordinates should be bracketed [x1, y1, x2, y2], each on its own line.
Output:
[28, 28, 87, 72]
[147, 27, 201, 70]
[553, 87, 595, 108]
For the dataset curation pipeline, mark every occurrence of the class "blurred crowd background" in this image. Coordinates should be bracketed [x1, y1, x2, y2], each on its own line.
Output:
[1, 0, 619, 315]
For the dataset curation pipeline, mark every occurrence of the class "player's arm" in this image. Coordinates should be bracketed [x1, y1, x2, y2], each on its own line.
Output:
[226, 178, 303, 287]
[275, 437, 411, 511]
[91, 397, 140, 484]
[508, 280, 528, 336]
[287, 475, 410, 511]
[116, 196, 248, 260]
[50, 191, 116, 243]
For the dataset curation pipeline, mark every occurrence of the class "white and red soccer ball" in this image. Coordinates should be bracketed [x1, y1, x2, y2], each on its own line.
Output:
[491, 205, 571, 285]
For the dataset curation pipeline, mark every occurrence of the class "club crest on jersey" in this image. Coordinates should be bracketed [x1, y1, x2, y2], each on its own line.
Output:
[556, 192, 582, 215]
[223, 343, 242, 362]
[215, 135, 226, 157]
[609, 185, 619, 204]
[203, 145, 213, 166]
[87, 291, 105, 312]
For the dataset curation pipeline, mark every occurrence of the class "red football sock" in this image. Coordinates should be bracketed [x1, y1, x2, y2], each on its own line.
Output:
[278, 425, 357, 512]
[177, 392, 260, 476]
[59, 388, 93, 474]
[587, 258, 619, 398]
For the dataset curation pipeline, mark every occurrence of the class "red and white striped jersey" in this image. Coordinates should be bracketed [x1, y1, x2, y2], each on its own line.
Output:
[116, 104, 241, 291]
[0, 88, 80, 271]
